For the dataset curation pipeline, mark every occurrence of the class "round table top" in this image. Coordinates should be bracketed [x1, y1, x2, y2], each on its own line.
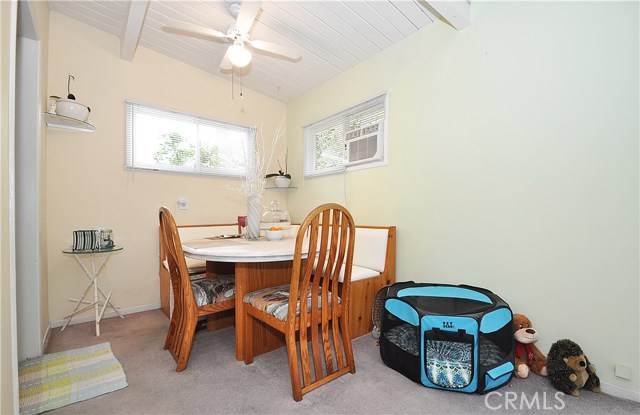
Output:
[62, 245, 123, 254]
[181, 236, 309, 263]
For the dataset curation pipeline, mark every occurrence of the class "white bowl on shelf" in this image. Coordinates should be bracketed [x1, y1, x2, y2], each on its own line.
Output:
[265, 229, 284, 241]
[274, 176, 291, 187]
[56, 99, 89, 121]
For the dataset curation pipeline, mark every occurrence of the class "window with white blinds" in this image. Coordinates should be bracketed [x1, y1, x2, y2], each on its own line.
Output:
[303, 94, 387, 177]
[125, 101, 255, 176]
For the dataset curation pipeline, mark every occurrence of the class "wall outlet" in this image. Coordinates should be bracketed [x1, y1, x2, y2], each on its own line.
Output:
[177, 197, 188, 210]
[615, 364, 632, 380]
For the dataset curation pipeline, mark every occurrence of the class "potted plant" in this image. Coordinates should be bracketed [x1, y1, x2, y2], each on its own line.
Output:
[265, 152, 291, 187]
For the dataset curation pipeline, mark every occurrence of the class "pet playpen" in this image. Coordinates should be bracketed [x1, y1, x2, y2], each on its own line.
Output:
[379, 282, 514, 393]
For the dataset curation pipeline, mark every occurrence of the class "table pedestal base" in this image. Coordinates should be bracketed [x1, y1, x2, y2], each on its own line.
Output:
[207, 260, 292, 361]
[234, 260, 292, 360]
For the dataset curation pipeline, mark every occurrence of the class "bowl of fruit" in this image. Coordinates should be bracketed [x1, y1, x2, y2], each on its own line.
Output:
[265, 227, 284, 241]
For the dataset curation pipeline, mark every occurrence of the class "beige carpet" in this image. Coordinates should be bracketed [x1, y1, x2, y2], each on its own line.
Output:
[44, 310, 640, 414]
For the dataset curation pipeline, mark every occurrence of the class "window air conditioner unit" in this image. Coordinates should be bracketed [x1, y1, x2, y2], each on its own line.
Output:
[344, 122, 383, 166]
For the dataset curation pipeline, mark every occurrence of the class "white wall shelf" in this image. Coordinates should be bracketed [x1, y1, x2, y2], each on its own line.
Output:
[44, 112, 95, 132]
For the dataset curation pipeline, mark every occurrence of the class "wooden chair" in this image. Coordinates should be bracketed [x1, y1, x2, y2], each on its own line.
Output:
[159, 207, 235, 372]
[159, 222, 240, 318]
[243, 203, 357, 401]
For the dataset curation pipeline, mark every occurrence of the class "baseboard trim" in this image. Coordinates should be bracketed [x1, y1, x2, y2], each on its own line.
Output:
[49, 303, 162, 328]
[600, 380, 640, 403]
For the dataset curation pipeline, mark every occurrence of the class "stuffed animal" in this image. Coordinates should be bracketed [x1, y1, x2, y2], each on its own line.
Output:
[547, 339, 601, 397]
[513, 313, 548, 378]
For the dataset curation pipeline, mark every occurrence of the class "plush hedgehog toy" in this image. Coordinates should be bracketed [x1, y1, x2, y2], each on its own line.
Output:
[547, 339, 601, 397]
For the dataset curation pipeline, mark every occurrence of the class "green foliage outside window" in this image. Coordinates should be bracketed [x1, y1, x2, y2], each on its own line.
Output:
[153, 132, 194, 166]
[153, 133, 224, 169]
[314, 128, 343, 169]
[199, 145, 221, 168]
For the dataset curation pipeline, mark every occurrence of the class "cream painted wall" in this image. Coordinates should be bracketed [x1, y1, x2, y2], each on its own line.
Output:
[46, 12, 287, 323]
[287, 1, 639, 396]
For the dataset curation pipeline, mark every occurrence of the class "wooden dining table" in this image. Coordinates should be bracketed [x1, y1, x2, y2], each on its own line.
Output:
[182, 235, 310, 361]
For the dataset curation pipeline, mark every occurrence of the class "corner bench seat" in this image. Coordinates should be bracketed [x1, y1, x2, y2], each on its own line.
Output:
[311, 226, 396, 338]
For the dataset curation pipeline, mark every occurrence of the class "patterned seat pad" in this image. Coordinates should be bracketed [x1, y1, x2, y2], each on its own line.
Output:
[243, 284, 338, 321]
[191, 275, 235, 307]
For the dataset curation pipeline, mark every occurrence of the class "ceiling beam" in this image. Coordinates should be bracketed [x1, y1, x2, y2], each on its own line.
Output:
[120, 0, 150, 61]
[423, 0, 471, 30]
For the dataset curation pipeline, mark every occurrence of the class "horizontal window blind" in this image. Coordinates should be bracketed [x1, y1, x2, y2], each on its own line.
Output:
[125, 101, 255, 176]
[304, 94, 387, 177]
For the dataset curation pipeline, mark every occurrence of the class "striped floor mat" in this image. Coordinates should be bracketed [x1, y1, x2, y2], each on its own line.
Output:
[18, 342, 128, 415]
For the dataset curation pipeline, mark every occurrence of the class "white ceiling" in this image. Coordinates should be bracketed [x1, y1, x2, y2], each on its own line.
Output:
[48, 1, 470, 103]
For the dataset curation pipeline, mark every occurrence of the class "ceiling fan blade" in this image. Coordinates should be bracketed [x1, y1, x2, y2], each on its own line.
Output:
[248, 39, 302, 60]
[162, 22, 229, 41]
[220, 48, 233, 71]
[235, 1, 262, 34]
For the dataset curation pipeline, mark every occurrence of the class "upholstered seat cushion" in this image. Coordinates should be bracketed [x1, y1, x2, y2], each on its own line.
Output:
[191, 275, 235, 307]
[243, 284, 338, 321]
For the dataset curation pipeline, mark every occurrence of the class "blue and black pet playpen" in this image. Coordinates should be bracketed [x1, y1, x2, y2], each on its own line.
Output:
[380, 282, 514, 393]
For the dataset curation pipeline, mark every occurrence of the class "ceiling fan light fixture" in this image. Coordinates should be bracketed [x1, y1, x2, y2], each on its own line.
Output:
[228, 41, 252, 68]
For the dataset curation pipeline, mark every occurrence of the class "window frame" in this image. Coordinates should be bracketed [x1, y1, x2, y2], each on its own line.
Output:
[125, 100, 256, 177]
[303, 93, 388, 178]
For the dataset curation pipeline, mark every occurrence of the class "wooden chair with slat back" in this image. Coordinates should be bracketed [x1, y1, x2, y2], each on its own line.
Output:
[242, 203, 357, 401]
[159, 207, 235, 372]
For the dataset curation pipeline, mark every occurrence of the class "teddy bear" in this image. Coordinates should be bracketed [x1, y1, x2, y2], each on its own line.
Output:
[513, 313, 548, 378]
[547, 339, 601, 397]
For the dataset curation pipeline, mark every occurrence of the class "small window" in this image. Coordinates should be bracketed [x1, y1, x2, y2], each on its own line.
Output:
[304, 94, 387, 177]
[125, 101, 255, 176]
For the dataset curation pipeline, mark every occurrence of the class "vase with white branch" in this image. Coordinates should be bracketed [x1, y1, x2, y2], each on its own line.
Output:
[241, 119, 285, 239]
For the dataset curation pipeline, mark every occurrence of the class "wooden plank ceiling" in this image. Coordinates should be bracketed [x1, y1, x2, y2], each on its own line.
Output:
[48, 1, 470, 103]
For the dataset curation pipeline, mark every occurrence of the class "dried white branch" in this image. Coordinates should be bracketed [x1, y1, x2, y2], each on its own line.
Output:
[239, 117, 286, 198]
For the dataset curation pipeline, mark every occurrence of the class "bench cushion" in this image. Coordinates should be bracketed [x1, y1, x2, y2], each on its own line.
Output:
[353, 228, 388, 273]
[162, 258, 207, 275]
[339, 264, 380, 283]
[314, 261, 380, 283]
[185, 258, 206, 274]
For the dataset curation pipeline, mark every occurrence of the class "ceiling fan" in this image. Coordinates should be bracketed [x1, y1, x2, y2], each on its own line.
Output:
[162, 1, 302, 70]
